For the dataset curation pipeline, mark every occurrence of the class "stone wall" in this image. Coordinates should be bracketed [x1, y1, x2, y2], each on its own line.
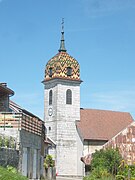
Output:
[0, 148, 19, 168]
[76, 128, 84, 176]
[0, 95, 9, 112]
[104, 122, 135, 165]
[0, 128, 43, 179]
[20, 129, 41, 149]
[44, 79, 82, 177]
[0, 130, 19, 169]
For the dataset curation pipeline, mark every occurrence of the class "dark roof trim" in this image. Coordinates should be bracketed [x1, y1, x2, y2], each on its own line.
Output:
[42, 77, 83, 84]
[84, 138, 108, 141]
[9, 100, 43, 121]
[0, 83, 14, 96]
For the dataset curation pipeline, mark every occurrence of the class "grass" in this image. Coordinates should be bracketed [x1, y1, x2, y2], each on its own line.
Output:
[83, 175, 114, 180]
[0, 166, 28, 180]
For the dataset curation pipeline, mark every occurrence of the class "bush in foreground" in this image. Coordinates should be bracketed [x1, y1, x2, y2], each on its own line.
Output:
[83, 148, 122, 180]
[83, 166, 114, 180]
[0, 166, 28, 180]
[116, 161, 135, 180]
[91, 148, 122, 175]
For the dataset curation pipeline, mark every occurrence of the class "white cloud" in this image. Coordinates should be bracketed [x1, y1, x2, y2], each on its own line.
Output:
[81, 80, 135, 119]
[81, 0, 135, 17]
[88, 89, 135, 119]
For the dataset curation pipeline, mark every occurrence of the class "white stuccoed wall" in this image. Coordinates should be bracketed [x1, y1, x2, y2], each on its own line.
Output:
[83, 140, 107, 156]
[44, 79, 83, 177]
[76, 129, 84, 176]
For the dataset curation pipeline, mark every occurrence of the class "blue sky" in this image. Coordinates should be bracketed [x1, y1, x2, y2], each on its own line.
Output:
[0, 0, 135, 119]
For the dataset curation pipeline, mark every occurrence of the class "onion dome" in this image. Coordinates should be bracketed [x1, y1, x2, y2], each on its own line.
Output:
[44, 23, 80, 82]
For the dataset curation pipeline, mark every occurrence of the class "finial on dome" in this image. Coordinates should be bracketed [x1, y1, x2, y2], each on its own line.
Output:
[59, 18, 67, 52]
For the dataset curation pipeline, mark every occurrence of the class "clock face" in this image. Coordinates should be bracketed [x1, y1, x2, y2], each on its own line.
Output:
[48, 108, 53, 116]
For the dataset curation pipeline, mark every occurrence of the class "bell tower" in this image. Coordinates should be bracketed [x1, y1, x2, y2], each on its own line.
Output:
[43, 21, 83, 177]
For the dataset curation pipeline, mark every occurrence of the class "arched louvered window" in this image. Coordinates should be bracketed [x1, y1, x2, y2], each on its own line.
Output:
[66, 89, 72, 104]
[49, 90, 52, 105]
[49, 68, 53, 77]
[67, 67, 72, 76]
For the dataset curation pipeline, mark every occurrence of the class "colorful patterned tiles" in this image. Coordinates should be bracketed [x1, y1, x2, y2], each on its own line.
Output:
[45, 51, 80, 81]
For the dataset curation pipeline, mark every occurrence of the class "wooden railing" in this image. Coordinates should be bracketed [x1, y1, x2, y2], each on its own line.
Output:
[0, 112, 43, 136]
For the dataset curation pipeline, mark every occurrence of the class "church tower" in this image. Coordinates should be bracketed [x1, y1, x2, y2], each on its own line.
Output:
[43, 22, 83, 177]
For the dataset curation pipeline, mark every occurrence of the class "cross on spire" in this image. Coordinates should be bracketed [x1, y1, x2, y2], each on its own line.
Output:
[58, 18, 67, 52]
[62, 18, 64, 32]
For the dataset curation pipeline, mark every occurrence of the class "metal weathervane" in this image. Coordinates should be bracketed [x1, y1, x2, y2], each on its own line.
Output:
[62, 18, 64, 32]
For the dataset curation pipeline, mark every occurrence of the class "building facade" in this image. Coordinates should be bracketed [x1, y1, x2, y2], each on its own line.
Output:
[0, 83, 46, 179]
[43, 27, 134, 177]
[43, 29, 84, 177]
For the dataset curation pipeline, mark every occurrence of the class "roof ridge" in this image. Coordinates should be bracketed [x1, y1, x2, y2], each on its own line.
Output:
[80, 108, 130, 114]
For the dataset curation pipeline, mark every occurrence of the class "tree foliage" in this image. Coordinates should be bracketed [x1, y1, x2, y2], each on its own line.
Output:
[84, 148, 135, 180]
[44, 154, 55, 169]
[0, 135, 15, 148]
[91, 148, 122, 175]
[116, 160, 135, 180]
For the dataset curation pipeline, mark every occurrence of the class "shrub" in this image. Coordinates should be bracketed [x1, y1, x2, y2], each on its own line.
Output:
[0, 135, 16, 149]
[7, 165, 17, 174]
[83, 167, 113, 180]
[84, 148, 122, 180]
[0, 166, 28, 180]
[117, 160, 135, 179]
[91, 148, 122, 175]
[44, 154, 55, 169]
[115, 174, 125, 180]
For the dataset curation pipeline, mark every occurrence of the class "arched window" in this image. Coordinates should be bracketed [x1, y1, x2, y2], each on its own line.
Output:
[49, 127, 51, 131]
[66, 89, 72, 104]
[49, 90, 52, 105]
[49, 68, 53, 77]
[67, 67, 72, 76]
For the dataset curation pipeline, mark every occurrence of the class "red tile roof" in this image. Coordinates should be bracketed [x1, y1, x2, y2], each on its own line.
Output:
[77, 109, 134, 141]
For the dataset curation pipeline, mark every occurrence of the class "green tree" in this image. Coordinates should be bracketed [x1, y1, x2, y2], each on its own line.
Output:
[91, 148, 122, 175]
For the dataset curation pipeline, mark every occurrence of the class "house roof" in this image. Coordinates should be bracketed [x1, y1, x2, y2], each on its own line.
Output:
[77, 108, 134, 141]
[0, 83, 14, 96]
[9, 100, 42, 121]
[45, 137, 56, 146]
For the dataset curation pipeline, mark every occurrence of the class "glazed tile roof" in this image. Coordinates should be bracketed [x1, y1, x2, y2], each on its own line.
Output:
[45, 51, 80, 82]
[44, 27, 81, 82]
[77, 109, 134, 141]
